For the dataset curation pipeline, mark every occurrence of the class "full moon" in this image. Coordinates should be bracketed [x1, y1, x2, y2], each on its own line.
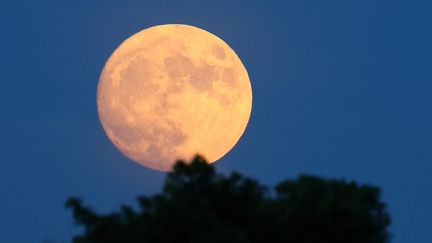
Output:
[97, 24, 252, 171]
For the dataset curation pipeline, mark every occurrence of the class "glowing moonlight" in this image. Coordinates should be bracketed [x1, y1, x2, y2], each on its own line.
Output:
[97, 24, 252, 171]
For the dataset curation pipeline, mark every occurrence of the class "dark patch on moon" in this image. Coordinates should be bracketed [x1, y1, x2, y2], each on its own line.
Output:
[222, 67, 237, 87]
[119, 58, 160, 98]
[212, 45, 226, 60]
[106, 112, 188, 169]
[154, 92, 179, 114]
[164, 54, 219, 92]
[137, 118, 188, 167]
[164, 54, 194, 79]
[189, 62, 217, 91]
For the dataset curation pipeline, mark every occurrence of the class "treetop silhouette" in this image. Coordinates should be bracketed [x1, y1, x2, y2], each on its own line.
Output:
[66, 156, 391, 243]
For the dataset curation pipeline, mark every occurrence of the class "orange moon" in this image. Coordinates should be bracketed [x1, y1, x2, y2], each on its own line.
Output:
[97, 24, 252, 171]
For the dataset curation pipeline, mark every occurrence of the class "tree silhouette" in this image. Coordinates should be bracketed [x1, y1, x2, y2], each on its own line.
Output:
[66, 156, 391, 243]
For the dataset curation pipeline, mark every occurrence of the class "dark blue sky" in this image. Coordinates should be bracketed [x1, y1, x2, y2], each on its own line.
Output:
[1, 1, 431, 242]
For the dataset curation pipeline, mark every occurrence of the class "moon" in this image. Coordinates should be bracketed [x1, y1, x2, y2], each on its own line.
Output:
[97, 24, 252, 171]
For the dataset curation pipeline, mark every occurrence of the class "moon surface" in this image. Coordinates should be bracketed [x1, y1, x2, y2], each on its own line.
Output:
[97, 24, 252, 171]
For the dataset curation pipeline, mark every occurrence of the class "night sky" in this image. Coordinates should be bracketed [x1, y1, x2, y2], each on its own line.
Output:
[1, 1, 431, 242]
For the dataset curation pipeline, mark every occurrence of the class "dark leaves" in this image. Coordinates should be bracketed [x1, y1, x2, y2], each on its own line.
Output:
[66, 156, 391, 243]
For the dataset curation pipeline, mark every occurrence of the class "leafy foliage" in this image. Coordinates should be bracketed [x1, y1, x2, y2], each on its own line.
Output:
[66, 156, 391, 243]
